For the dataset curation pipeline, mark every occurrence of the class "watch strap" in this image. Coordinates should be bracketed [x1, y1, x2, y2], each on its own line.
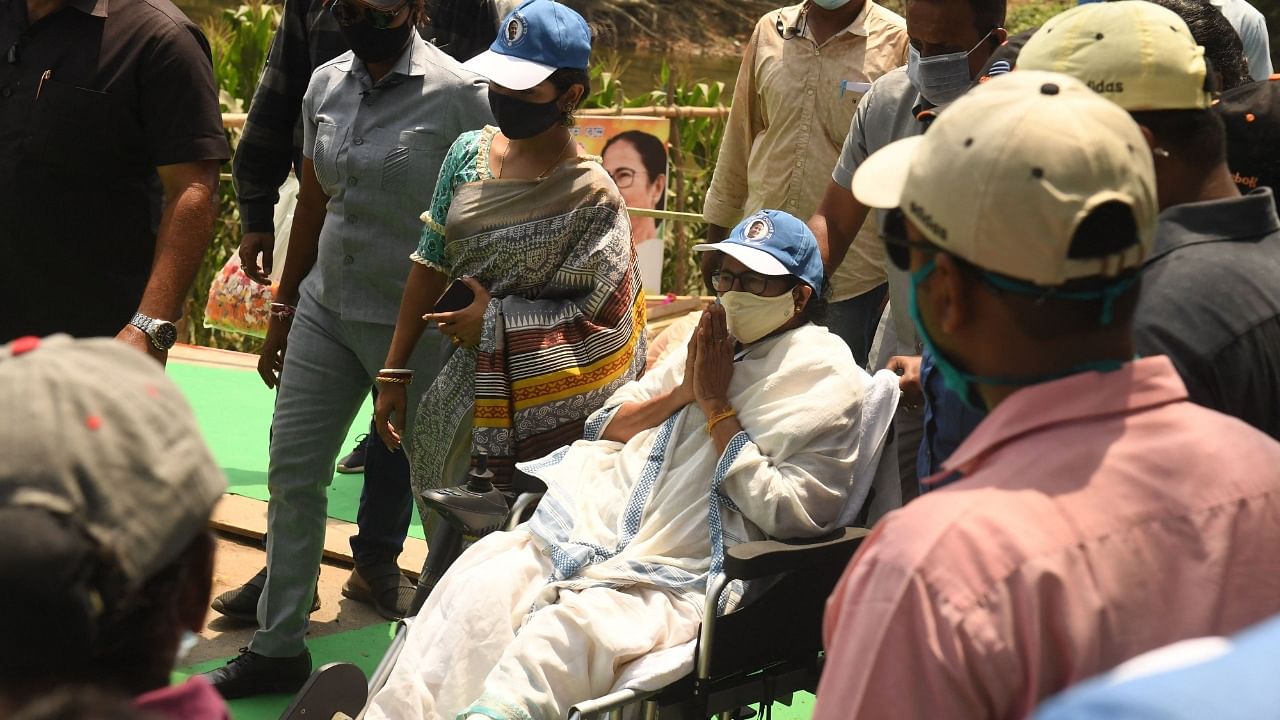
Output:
[129, 312, 175, 351]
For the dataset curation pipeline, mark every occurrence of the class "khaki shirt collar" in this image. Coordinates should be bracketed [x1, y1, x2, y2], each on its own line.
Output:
[774, 0, 874, 42]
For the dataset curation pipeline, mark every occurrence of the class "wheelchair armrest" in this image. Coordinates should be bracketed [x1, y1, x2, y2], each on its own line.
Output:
[723, 527, 870, 581]
[504, 491, 544, 531]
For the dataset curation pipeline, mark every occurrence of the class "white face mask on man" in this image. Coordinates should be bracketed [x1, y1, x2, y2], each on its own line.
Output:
[720, 290, 797, 344]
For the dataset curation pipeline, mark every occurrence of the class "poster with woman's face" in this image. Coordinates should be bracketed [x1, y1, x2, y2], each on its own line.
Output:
[572, 117, 670, 295]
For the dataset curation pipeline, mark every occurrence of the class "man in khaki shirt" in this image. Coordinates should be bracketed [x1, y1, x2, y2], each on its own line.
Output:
[702, 0, 908, 365]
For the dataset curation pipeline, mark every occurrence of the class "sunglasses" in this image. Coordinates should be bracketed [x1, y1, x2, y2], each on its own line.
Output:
[327, 0, 408, 29]
[880, 208, 941, 271]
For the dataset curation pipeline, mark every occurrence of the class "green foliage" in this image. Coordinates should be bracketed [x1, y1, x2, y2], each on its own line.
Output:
[203, 1, 279, 113]
[584, 58, 728, 295]
[1006, 0, 1072, 34]
[185, 2, 278, 352]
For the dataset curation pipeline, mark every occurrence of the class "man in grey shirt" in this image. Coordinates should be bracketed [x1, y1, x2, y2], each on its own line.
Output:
[204, 0, 491, 699]
[808, 0, 1006, 501]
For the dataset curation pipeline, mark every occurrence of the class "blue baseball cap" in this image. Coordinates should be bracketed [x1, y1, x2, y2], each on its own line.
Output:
[461, 0, 591, 91]
[693, 210, 825, 295]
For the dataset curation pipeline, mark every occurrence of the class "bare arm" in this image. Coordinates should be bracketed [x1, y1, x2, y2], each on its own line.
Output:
[384, 261, 451, 368]
[139, 160, 221, 320]
[117, 159, 220, 360]
[372, 259, 450, 450]
[809, 178, 871, 275]
[273, 157, 329, 306]
[601, 388, 693, 444]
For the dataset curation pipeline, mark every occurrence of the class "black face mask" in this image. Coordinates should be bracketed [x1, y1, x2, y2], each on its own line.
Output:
[488, 89, 564, 140]
[339, 16, 413, 64]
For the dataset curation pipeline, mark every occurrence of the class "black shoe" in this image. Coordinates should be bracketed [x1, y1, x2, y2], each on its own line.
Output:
[203, 647, 313, 700]
[341, 562, 415, 621]
[336, 434, 369, 474]
[210, 567, 321, 624]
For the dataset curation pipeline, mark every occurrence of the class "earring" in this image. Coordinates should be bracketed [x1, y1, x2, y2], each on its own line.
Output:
[1153, 147, 1171, 158]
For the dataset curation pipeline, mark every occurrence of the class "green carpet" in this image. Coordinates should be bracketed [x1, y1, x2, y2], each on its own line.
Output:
[167, 362, 425, 540]
[177, 622, 814, 720]
[175, 622, 398, 720]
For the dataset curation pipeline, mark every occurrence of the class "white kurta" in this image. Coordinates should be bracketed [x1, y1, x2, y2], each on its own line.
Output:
[367, 323, 899, 720]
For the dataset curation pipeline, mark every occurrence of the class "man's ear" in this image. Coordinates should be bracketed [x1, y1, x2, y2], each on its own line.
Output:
[1138, 124, 1157, 151]
[929, 253, 975, 335]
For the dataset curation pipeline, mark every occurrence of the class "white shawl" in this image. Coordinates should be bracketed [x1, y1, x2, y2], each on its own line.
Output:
[519, 322, 900, 612]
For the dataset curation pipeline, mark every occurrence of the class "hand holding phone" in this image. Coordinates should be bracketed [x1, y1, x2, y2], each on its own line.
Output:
[424, 276, 488, 349]
[433, 277, 476, 314]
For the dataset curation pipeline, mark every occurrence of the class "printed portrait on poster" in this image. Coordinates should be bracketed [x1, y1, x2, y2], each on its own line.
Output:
[573, 117, 670, 295]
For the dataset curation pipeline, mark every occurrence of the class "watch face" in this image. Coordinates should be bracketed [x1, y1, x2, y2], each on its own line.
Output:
[152, 321, 179, 350]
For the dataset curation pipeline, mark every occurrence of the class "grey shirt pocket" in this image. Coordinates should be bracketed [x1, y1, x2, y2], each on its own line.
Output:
[312, 120, 348, 192]
[381, 128, 442, 195]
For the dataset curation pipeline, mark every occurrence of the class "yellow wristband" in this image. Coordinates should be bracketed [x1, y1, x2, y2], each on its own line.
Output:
[375, 376, 412, 385]
[705, 407, 737, 434]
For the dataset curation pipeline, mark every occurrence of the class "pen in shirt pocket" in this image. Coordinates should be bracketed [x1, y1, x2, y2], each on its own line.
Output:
[840, 80, 871, 98]
[36, 69, 51, 99]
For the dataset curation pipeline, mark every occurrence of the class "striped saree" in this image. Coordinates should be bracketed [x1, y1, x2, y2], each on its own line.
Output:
[410, 151, 647, 498]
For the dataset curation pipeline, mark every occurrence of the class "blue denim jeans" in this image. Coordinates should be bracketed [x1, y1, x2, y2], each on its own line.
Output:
[826, 283, 889, 368]
[350, 387, 413, 568]
[917, 350, 986, 485]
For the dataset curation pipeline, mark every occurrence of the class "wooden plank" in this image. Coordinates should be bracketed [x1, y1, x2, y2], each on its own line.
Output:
[646, 296, 711, 322]
[209, 493, 428, 580]
[170, 343, 258, 370]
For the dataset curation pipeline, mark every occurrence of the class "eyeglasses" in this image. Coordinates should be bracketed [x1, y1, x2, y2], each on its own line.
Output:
[327, 0, 408, 29]
[711, 268, 794, 296]
[880, 208, 940, 271]
[608, 167, 647, 190]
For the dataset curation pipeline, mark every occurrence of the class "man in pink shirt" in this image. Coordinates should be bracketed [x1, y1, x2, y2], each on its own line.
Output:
[814, 69, 1280, 720]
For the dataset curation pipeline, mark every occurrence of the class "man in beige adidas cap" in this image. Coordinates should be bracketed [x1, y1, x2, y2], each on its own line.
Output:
[812, 69, 1280, 720]
[0, 335, 229, 719]
[1019, 0, 1280, 439]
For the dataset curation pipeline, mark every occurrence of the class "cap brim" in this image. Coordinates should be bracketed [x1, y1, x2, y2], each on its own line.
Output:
[461, 49, 557, 91]
[692, 243, 790, 276]
[851, 135, 925, 210]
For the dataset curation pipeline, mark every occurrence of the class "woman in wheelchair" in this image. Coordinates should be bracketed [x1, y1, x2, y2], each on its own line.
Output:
[366, 210, 900, 720]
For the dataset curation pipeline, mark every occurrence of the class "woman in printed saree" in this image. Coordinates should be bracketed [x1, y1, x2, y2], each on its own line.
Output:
[364, 210, 903, 720]
[373, 0, 646, 520]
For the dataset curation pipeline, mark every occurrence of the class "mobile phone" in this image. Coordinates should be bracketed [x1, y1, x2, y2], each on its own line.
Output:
[433, 278, 476, 314]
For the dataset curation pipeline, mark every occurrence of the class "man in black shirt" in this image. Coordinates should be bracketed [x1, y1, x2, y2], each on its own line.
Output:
[1020, 1, 1280, 439]
[0, 0, 229, 361]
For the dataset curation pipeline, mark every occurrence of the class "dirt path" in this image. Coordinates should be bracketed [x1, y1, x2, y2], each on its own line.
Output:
[189, 533, 389, 667]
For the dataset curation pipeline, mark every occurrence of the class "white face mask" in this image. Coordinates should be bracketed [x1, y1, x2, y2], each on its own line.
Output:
[810, 0, 853, 9]
[720, 290, 797, 344]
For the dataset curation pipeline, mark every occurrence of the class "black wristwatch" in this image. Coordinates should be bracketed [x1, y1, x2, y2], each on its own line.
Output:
[129, 312, 179, 351]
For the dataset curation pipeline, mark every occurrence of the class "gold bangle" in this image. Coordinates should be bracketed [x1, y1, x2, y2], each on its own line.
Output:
[705, 407, 737, 434]
[375, 376, 412, 385]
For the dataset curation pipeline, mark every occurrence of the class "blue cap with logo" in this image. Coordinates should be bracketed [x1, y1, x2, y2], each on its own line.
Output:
[693, 210, 825, 295]
[461, 0, 591, 91]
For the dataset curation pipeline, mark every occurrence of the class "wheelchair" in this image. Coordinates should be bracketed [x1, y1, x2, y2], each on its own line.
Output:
[282, 521, 873, 720]
[282, 442, 896, 720]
